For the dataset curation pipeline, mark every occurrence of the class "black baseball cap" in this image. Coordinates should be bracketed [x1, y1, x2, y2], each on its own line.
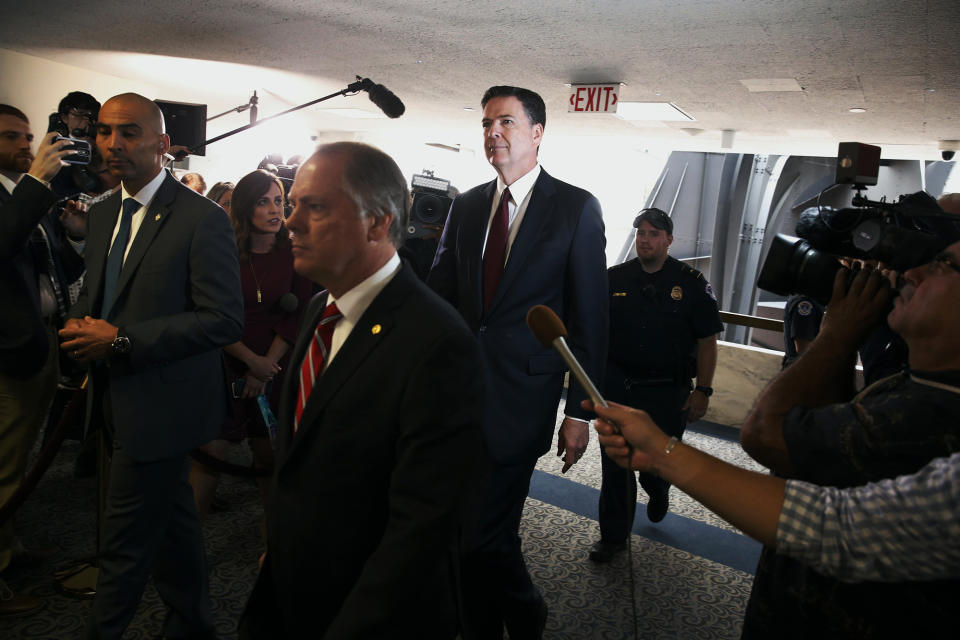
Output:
[633, 207, 673, 234]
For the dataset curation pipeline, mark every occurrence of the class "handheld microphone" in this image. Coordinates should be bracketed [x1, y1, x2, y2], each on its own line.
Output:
[526, 305, 618, 432]
[349, 77, 406, 118]
[279, 293, 299, 314]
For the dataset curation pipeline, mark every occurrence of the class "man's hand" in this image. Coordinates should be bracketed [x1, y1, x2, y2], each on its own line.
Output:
[246, 354, 280, 383]
[819, 264, 894, 350]
[683, 389, 709, 423]
[27, 132, 73, 183]
[60, 199, 88, 239]
[583, 399, 670, 472]
[59, 316, 118, 363]
[557, 417, 589, 473]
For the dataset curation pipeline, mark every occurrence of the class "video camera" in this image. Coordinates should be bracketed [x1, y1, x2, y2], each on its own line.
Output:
[758, 142, 960, 304]
[408, 170, 452, 239]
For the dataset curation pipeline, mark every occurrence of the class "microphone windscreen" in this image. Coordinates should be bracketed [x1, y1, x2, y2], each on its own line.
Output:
[366, 83, 406, 118]
[279, 292, 299, 313]
[526, 305, 567, 348]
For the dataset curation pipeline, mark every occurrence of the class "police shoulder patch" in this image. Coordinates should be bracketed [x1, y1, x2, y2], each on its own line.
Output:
[705, 283, 717, 301]
[797, 300, 813, 316]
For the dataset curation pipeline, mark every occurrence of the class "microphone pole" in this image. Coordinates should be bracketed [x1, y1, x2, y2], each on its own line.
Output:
[185, 76, 400, 155]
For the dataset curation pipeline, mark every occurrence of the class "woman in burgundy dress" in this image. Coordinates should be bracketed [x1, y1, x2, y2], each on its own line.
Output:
[190, 169, 313, 518]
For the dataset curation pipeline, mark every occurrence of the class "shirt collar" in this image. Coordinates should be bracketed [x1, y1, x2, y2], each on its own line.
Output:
[329, 252, 401, 323]
[0, 171, 20, 195]
[121, 167, 167, 207]
[497, 163, 541, 205]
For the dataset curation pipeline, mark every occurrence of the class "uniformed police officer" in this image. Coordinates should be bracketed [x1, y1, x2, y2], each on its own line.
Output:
[590, 207, 724, 562]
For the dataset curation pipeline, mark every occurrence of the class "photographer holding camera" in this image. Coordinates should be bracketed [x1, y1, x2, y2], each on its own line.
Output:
[47, 91, 109, 201]
[740, 234, 960, 635]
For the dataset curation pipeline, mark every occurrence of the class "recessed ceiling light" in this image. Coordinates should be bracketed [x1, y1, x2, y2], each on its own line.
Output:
[616, 102, 694, 121]
[848, 107, 867, 113]
[463, 106, 475, 111]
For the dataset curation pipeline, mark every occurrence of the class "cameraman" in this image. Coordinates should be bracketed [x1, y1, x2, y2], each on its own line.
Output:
[48, 91, 103, 200]
[739, 251, 960, 637]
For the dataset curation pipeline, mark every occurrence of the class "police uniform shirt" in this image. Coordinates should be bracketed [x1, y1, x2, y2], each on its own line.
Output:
[607, 255, 723, 378]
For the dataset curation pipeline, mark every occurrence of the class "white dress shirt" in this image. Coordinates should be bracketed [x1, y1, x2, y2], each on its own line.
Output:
[110, 168, 168, 265]
[482, 164, 542, 264]
[326, 252, 401, 365]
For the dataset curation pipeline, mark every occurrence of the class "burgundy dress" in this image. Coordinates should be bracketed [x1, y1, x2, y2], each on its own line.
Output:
[222, 245, 314, 440]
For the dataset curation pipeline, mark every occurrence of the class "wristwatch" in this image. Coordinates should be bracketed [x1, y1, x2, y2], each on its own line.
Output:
[694, 385, 713, 397]
[112, 329, 131, 356]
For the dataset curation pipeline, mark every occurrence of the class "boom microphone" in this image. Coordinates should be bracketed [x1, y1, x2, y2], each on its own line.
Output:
[526, 305, 615, 431]
[352, 77, 406, 118]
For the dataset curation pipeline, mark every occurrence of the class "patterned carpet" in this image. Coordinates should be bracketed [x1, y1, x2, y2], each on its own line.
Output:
[1, 413, 765, 639]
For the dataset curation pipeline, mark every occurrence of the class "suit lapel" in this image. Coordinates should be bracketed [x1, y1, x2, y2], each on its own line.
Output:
[281, 268, 410, 469]
[112, 174, 175, 303]
[86, 190, 122, 318]
[485, 170, 556, 314]
[466, 180, 497, 313]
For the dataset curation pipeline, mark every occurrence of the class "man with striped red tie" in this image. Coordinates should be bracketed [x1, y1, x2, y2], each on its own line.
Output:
[240, 141, 483, 640]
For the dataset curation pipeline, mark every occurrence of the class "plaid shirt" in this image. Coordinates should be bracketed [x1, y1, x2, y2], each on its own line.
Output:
[777, 452, 960, 583]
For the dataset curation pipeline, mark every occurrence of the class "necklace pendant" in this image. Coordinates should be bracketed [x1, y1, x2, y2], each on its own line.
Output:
[257, 289, 262, 303]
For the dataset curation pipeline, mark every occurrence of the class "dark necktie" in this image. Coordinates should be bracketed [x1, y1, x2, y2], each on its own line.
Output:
[295, 302, 343, 433]
[482, 187, 511, 312]
[100, 198, 140, 319]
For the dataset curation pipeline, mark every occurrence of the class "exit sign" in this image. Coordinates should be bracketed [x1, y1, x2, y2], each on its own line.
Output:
[568, 84, 620, 113]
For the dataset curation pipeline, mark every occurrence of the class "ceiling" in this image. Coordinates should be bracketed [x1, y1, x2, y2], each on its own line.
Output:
[2, 0, 959, 158]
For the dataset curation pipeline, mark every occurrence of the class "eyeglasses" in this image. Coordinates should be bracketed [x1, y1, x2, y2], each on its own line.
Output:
[67, 108, 94, 121]
[926, 252, 960, 277]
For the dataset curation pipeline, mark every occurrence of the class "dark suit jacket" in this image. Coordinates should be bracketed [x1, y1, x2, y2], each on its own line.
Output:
[0, 177, 82, 377]
[240, 264, 483, 640]
[69, 171, 243, 461]
[427, 168, 608, 464]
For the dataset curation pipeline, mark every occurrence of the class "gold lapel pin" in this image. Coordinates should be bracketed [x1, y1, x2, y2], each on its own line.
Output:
[371, 324, 382, 335]
[154, 213, 161, 221]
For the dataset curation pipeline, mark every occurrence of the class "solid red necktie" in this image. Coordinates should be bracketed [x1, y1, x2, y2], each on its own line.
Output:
[294, 302, 342, 433]
[482, 187, 511, 311]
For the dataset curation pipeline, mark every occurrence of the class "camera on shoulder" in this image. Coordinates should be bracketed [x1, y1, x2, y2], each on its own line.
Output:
[758, 142, 960, 304]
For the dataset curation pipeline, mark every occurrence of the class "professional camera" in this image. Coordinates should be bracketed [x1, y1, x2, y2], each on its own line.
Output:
[758, 142, 960, 303]
[408, 170, 452, 239]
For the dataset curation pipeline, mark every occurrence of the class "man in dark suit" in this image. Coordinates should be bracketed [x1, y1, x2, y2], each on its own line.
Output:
[58, 93, 243, 639]
[427, 86, 608, 639]
[0, 104, 80, 614]
[239, 142, 483, 639]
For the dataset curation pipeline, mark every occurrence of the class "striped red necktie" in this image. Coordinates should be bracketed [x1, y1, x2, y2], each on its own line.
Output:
[294, 302, 342, 432]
